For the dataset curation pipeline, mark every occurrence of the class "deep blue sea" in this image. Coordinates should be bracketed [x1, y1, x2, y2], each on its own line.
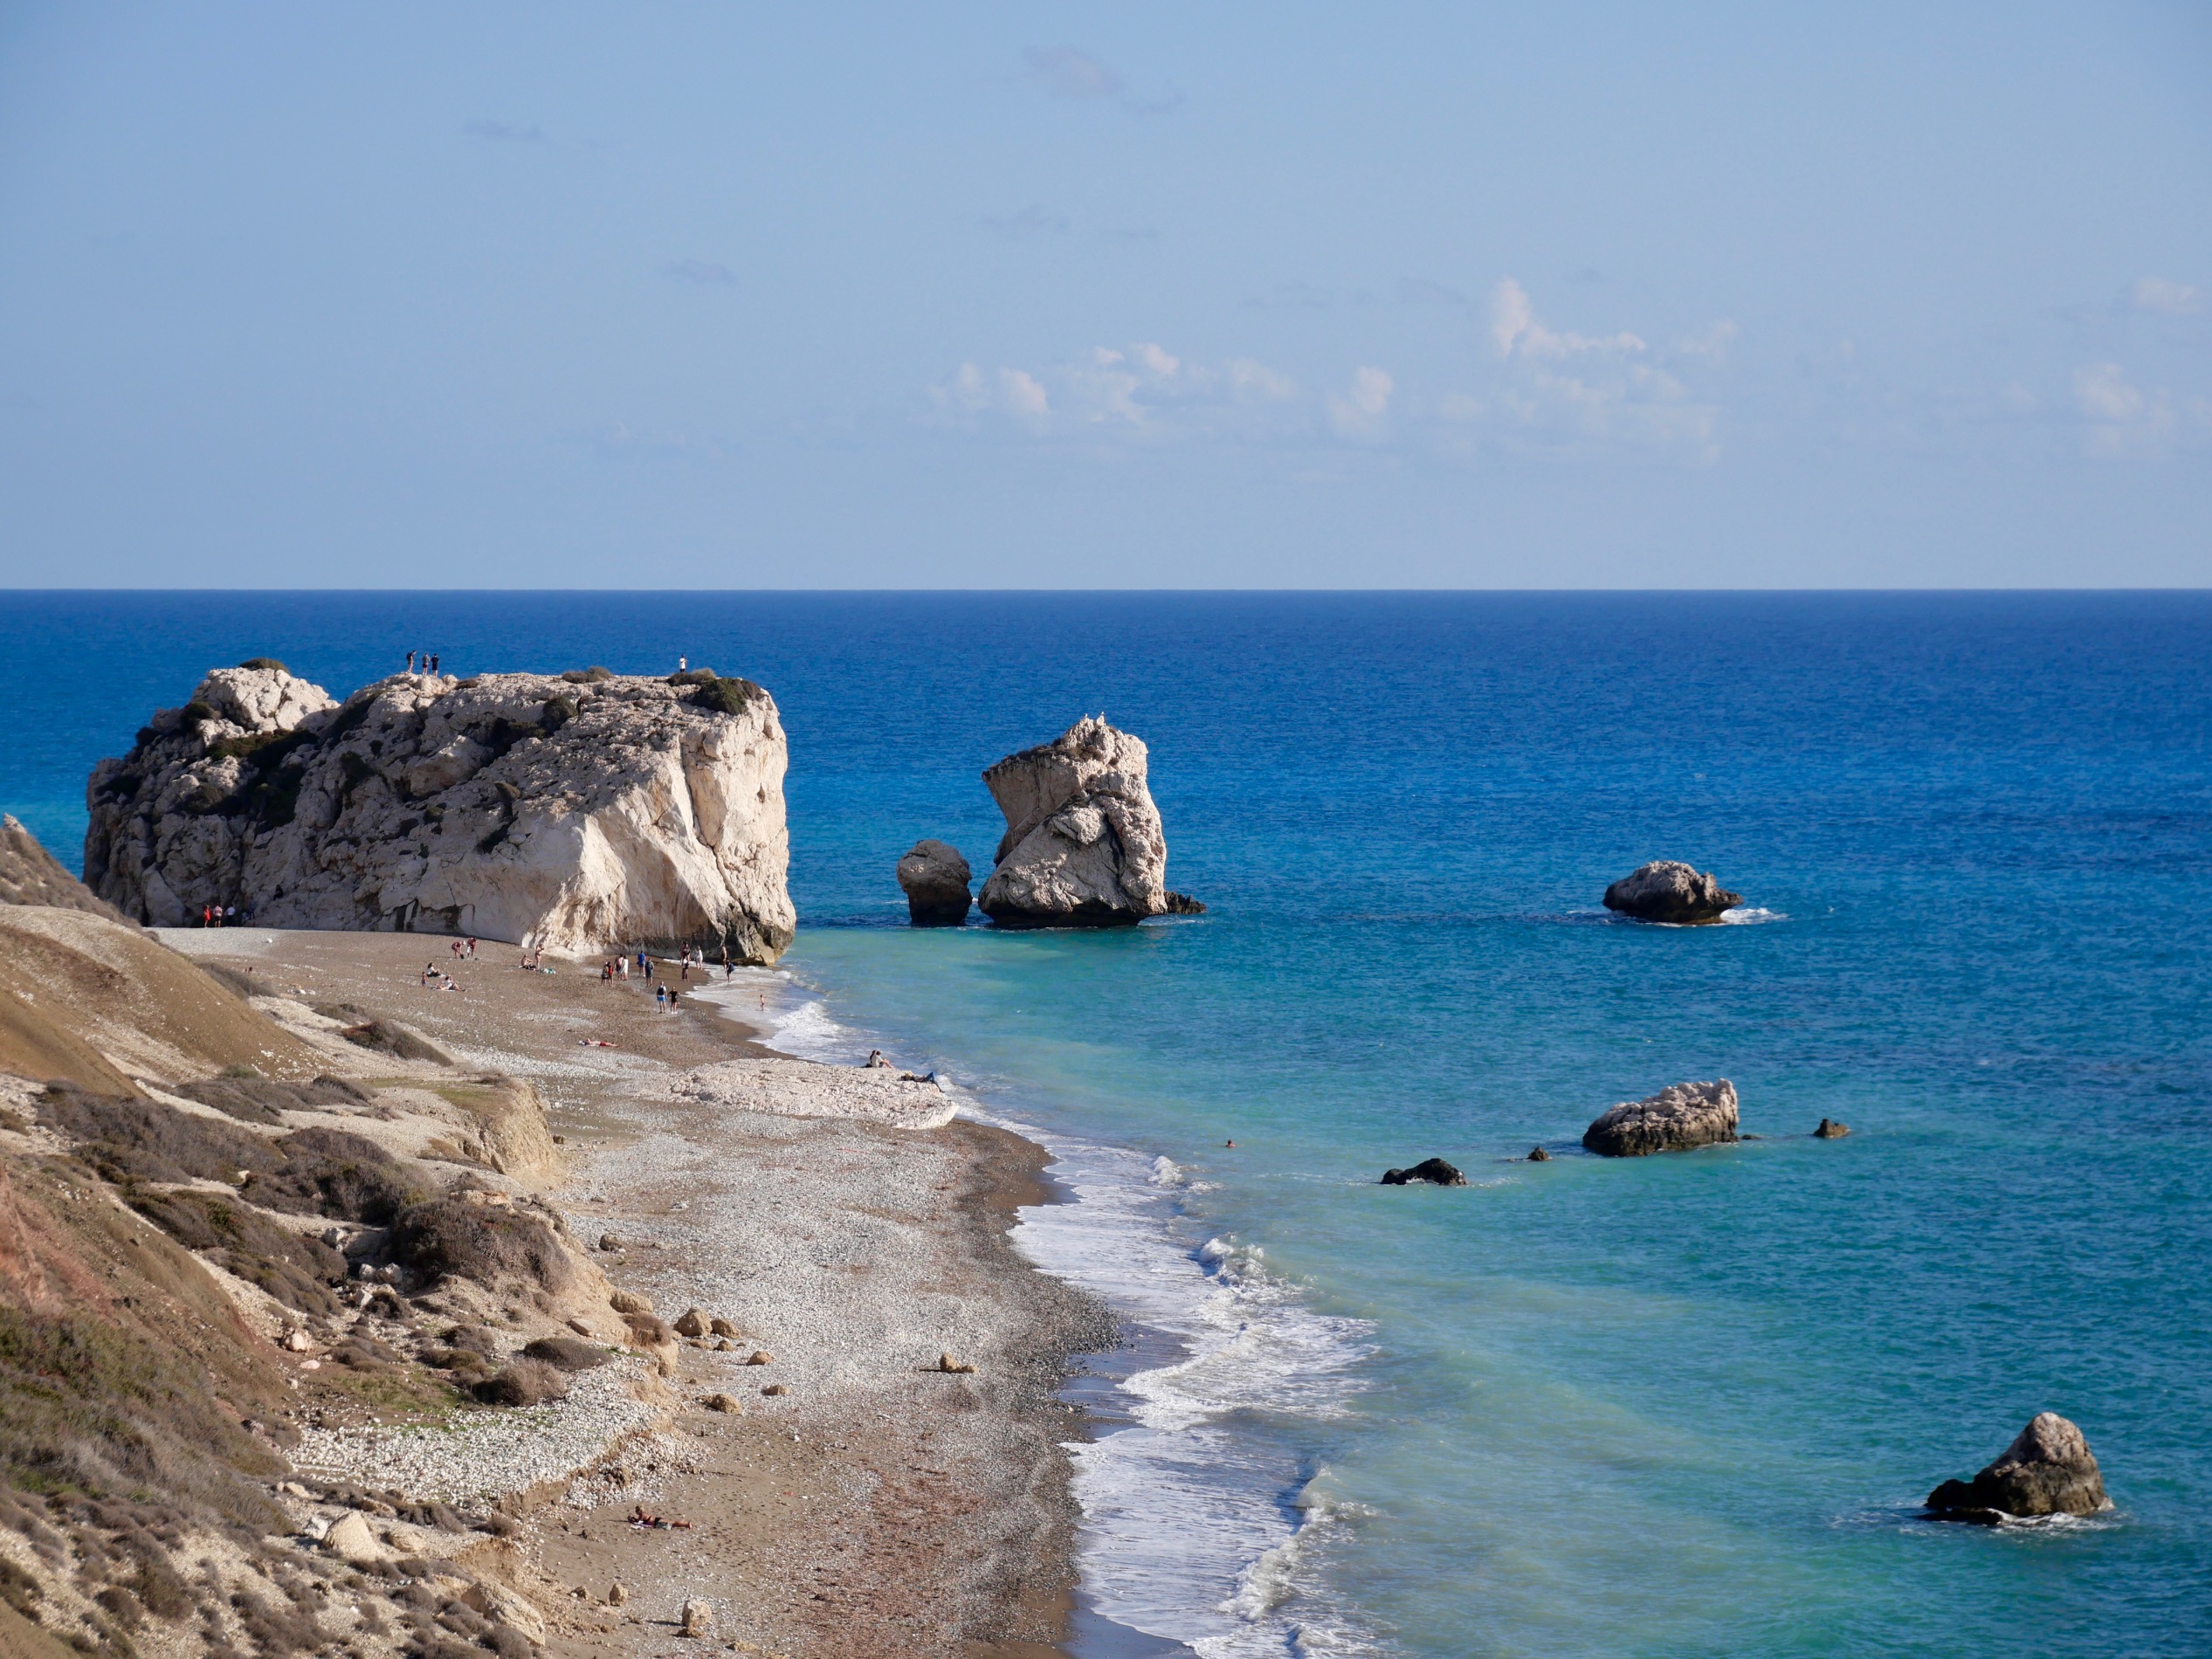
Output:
[4, 592, 2209, 1657]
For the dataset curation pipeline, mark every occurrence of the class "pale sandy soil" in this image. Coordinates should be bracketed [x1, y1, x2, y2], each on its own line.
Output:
[163, 928, 1113, 1658]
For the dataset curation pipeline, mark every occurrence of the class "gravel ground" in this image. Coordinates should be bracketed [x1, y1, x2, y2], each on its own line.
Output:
[289, 1360, 658, 1504]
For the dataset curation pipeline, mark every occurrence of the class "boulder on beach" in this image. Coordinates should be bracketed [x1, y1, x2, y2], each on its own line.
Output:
[896, 839, 973, 926]
[1814, 1118, 1850, 1139]
[977, 716, 1173, 928]
[1582, 1080, 1740, 1157]
[83, 662, 796, 960]
[1926, 1413, 2110, 1523]
[1381, 1158, 1467, 1187]
[1602, 860, 1742, 925]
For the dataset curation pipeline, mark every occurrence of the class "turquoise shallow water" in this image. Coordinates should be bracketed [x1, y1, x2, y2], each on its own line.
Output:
[3, 592, 2209, 1656]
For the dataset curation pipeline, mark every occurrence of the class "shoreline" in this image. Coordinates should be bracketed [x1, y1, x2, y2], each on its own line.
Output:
[161, 926, 1120, 1656]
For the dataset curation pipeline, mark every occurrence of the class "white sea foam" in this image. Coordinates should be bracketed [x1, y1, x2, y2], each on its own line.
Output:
[1719, 906, 1787, 925]
[742, 976, 1379, 1655]
[998, 1121, 1378, 1657]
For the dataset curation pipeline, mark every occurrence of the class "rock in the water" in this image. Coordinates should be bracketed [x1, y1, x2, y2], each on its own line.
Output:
[1813, 1117, 1850, 1139]
[83, 663, 795, 960]
[1380, 1158, 1467, 1187]
[0, 815, 133, 923]
[1602, 860, 1742, 925]
[1163, 891, 1207, 914]
[896, 839, 972, 926]
[1527, 1146, 1552, 1162]
[1582, 1080, 1740, 1157]
[1926, 1413, 2110, 1522]
[976, 716, 1169, 928]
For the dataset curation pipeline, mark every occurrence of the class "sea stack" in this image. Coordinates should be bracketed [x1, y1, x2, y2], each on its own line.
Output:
[976, 716, 1170, 928]
[1926, 1413, 2111, 1523]
[896, 840, 973, 926]
[1603, 861, 1741, 925]
[84, 662, 796, 960]
[1582, 1080, 1740, 1156]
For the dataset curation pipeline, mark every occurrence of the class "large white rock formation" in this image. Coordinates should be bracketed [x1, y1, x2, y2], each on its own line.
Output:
[976, 716, 1168, 928]
[85, 664, 795, 960]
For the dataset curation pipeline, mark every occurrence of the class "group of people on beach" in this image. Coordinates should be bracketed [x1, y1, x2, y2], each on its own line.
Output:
[197, 903, 240, 926]
[419, 960, 460, 991]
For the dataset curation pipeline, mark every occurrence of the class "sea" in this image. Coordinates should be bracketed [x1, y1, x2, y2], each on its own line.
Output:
[3, 591, 2208, 1658]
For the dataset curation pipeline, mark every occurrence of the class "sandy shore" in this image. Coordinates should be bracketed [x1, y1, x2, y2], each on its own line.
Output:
[162, 927, 1114, 1657]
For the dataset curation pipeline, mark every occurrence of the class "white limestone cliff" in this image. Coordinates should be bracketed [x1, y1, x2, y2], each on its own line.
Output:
[85, 664, 795, 960]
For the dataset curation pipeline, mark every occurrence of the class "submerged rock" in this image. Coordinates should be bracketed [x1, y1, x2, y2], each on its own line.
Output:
[976, 716, 1169, 928]
[1381, 1158, 1467, 1187]
[1582, 1080, 1740, 1157]
[896, 839, 973, 926]
[1603, 860, 1742, 925]
[1926, 1413, 2110, 1522]
[1527, 1146, 1553, 1162]
[1813, 1117, 1850, 1139]
[84, 662, 795, 960]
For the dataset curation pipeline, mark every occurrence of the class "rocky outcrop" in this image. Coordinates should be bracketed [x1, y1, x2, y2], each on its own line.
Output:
[1927, 1413, 2111, 1522]
[1582, 1079, 1740, 1156]
[896, 840, 972, 926]
[1814, 1117, 1850, 1139]
[84, 663, 795, 960]
[0, 814, 132, 923]
[1381, 1158, 1467, 1187]
[1603, 860, 1741, 925]
[976, 716, 1168, 928]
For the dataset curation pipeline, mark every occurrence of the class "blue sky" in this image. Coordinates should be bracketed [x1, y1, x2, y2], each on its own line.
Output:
[1, 3, 2207, 588]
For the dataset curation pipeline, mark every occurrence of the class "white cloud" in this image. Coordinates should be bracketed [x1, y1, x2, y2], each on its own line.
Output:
[662, 258, 736, 286]
[1489, 278, 1646, 360]
[1023, 45, 1122, 100]
[2070, 361, 2212, 458]
[2132, 276, 2203, 317]
[1447, 281, 1722, 459]
[931, 342, 1302, 441]
[2073, 361, 2143, 423]
[977, 204, 1068, 241]
[1327, 367, 1394, 439]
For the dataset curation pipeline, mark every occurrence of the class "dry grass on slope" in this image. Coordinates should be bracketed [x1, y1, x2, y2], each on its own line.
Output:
[0, 908, 327, 1090]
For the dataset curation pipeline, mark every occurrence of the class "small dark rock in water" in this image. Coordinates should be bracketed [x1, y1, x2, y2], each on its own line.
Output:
[1527, 1146, 1552, 1162]
[1163, 891, 1207, 914]
[1926, 1412, 2110, 1522]
[1583, 1080, 1739, 1157]
[1813, 1118, 1850, 1139]
[1602, 860, 1742, 925]
[1381, 1158, 1467, 1187]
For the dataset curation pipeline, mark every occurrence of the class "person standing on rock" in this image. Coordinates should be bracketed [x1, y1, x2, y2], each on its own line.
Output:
[406, 651, 415, 673]
[430, 654, 439, 674]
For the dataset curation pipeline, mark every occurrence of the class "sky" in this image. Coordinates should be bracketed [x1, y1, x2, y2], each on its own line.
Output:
[0, 2, 2208, 589]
